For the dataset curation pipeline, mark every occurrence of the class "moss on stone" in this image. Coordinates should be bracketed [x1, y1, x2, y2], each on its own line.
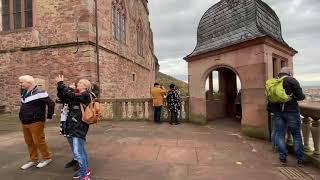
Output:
[241, 125, 269, 140]
[189, 114, 207, 125]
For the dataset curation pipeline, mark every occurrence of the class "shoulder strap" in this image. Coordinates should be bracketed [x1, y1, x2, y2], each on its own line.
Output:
[278, 75, 288, 81]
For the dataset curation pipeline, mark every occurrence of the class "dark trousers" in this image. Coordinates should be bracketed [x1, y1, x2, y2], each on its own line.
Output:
[154, 106, 162, 123]
[170, 111, 179, 124]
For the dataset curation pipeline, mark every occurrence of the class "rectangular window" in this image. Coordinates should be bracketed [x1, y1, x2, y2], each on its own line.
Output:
[120, 16, 126, 43]
[137, 29, 139, 55]
[281, 60, 287, 68]
[116, 10, 121, 40]
[112, 6, 116, 38]
[139, 29, 143, 56]
[1, 0, 33, 31]
[112, 3, 126, 43]
[272, 57, 277, 78]
[24, 0, 33, 27]
[137, 24, 144, 57]
[1, 0, 10, 31]
[13, 0, 21, 29]
[132, 73, 136, 82]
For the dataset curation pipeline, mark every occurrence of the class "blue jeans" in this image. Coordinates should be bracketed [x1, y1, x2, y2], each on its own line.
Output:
[273, 112, 304, 161]
[270, 113, 277, 150]
[67, 137, 88, 178]
[67, 137, 75, 158]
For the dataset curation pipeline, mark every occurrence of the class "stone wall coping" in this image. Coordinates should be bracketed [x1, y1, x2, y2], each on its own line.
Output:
[300, 104, 320, 120]
[184, 36, 297, 62]
[100, 97, 189, 103]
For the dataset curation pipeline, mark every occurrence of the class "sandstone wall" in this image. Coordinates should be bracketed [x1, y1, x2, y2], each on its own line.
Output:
[0, 0, 157, 111]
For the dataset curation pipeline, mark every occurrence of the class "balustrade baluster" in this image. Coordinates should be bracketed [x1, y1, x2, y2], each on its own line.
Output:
[311, 118, 320, 158]
[302, 116, 312, 152]
[98, 97, 190, 122]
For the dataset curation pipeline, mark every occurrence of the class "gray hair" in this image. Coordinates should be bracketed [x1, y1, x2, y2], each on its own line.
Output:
[19, 75, 36, 86]
[280, 67, 293, 76]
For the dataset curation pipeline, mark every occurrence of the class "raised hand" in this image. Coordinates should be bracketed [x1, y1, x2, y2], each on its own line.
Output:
[55, 75, 64, 83]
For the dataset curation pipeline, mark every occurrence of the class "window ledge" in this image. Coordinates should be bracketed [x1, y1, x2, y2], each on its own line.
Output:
[0, 27, 34, 35]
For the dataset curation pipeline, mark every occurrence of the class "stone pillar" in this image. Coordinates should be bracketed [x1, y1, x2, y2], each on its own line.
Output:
[302, 117, 311, 152]
[208, 71, 213, 99]
[188, 67, 207, 124]
[311, 118, 320, 158]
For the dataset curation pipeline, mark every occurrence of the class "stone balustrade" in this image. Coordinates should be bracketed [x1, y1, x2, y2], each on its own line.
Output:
[99, 97, 189, 122]
[300, 104, 320, 162]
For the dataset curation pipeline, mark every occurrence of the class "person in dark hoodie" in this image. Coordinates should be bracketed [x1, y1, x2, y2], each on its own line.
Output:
[18, 75, 55, 170]
[56, 75, 94, 180]
[267, 67, 305, 166]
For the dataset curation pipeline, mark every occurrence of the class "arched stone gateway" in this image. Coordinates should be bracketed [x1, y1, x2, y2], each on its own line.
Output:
[184, 0, 297, 139]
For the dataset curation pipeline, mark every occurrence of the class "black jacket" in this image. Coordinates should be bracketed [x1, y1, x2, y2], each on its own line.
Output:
[19, 87, 55, 124]
[57, 81, 92, 140]
[267, 73, 305, 113]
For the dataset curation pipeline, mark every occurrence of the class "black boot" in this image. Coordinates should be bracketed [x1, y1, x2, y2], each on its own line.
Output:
[73, 162, 80, 171]
[64, 159, 77, 168]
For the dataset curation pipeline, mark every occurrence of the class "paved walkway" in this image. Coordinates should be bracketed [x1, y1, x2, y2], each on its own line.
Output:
[0, 115, 319, 180]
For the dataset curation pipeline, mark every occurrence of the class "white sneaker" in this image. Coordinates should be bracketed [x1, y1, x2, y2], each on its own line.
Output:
[36, 159, 53, 168]
[21, 161, 36, 170]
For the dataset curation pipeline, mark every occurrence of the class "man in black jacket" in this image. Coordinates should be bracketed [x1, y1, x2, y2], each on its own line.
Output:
[18, 75, 55, 170]
[267, 67, 305, 166]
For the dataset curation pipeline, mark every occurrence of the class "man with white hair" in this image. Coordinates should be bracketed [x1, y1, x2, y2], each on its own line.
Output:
[267, 67, 305, 166]
[18, 75, 55, 169]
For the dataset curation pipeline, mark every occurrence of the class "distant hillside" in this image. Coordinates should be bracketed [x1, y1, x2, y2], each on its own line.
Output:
[157, 72, 188, 96]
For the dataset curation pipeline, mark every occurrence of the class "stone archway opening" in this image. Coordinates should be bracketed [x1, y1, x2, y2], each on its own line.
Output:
[204, 67, 242, 123]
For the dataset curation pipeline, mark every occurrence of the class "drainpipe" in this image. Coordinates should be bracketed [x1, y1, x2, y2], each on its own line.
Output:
[94, 0, 101, 97]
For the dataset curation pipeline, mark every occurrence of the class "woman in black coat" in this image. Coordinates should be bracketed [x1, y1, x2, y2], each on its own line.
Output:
[56, 75, 94, 180]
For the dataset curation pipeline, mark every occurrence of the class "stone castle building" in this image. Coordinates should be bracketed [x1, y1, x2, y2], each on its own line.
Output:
[0, 0, 158, 111]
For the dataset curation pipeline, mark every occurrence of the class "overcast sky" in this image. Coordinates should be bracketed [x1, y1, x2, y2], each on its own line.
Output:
[149, 0, 320, 87]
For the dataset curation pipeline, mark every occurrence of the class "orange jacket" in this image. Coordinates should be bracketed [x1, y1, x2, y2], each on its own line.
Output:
[151, 87, 167, 106]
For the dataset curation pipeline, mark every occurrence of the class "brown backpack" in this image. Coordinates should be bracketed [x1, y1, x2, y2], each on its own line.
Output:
[80, 94, 101, 125]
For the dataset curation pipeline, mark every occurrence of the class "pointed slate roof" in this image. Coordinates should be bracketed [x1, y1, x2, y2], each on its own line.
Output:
[186, 0, 294, 59]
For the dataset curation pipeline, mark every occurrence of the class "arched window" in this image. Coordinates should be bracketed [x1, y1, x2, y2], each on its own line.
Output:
[137, 21, 144, 57]
[112, 0, 126, 43]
